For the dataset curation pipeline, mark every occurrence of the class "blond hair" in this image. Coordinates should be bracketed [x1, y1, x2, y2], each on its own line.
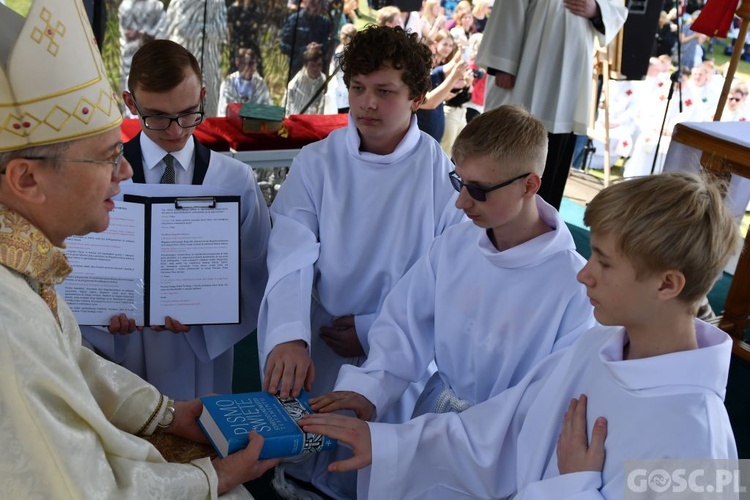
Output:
[451, 104, 548, 177]
[377, 5, 403, 27]
[584, 172, 740, 308]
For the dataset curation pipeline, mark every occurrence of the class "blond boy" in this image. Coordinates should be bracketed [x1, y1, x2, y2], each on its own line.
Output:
[302, 172, 740, 499]
[312, 105, 594, 422]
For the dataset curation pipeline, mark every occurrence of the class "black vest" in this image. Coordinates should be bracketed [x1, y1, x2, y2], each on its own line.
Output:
[124, 133, 211, 185]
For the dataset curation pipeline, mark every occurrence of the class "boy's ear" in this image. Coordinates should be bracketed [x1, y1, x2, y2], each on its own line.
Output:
[523, 173, 542, 198]
[412, 93, 426, 112]
[122, 91, 138, 116]
[656, 269, 686, 301]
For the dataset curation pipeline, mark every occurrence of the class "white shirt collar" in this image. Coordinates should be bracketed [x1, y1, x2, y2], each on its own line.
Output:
[139, 132, 196, 178]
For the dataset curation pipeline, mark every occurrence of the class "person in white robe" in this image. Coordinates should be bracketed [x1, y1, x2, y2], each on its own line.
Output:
[285, 44, 327, 115]
[312, 105, 594, 422]
[218, 47, 273, 117]
[258, 26, 465, 499]
[0, 1, 276, 496]
[164, 0, 228, 117]
[475, 0, 627, 209]
[81, 40, 271, 401]
[118, 0, 165, 95]
[299, 172, 740, 500]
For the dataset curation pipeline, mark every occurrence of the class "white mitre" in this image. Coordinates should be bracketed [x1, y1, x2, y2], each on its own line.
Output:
[0, 0, 121, 152]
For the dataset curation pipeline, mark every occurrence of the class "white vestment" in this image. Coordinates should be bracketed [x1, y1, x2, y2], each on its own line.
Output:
[118, 0, 165, 93]
[476, 0, 627, 134]
[258, 115, 465, 498]
[335, 198, 594, 418]
[361, 320, 736, 499]
[218, 71, 273, 117]
[285, 69, 327, 116]
[0, 265, 250, 499]
[164, 0, 228, 117]
[82, 134, 270, 400]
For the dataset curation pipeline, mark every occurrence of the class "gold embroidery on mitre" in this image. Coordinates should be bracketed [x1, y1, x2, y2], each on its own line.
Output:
[0, 0, 121, 153]
[31, 8, 66, 56]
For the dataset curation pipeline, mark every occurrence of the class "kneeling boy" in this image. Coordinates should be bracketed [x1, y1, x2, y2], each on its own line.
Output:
[312, 104, 594, 421]
[302, 172, 740, 499]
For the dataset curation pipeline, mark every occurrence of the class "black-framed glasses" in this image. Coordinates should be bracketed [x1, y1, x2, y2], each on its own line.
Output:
[129, 93, 204, 130]
[21, 142, 126, 177]
[449, 170, 530, 202]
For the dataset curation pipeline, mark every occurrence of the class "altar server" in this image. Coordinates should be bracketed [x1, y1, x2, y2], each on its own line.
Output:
[258, 25, 465, 498]
[312, 105, 594, 422]
[301, 172, 740, 500]
[82, 40, 271, 400]
[0, 0, 275, 496]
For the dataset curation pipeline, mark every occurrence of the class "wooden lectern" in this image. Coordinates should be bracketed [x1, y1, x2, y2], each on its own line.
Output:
[670, 0, 750, 359]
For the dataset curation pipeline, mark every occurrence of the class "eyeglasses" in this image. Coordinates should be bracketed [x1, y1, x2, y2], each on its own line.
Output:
[729, 97, 742, 102]
[22, 142, 127, 177]
[449, 170, 530, 202]
[129, 93, 204, 130]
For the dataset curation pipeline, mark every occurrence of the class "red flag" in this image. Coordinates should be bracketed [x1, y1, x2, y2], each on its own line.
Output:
[691, 0, 741, 37]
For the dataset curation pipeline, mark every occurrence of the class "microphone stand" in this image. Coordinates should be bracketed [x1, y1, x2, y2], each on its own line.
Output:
[650, 69, 681, 175]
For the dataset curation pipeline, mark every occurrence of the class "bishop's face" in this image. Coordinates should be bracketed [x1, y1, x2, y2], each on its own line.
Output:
[37, 128, 133, 246]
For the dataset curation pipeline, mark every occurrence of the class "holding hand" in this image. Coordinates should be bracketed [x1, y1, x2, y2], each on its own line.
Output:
[564, 0, 598, 19]
[299, 413, 372, 472]
[212, 431, 280, 495]
[150, 316, 191, 334]
[263, 340, 315, 399]
[320, 315, 365, 358]
[493, 70, 516, 89]
[556, 394, 607, 475]
[108, 313, 141, 335]
[310, 391, 376, 421]
[168, 399, 210, 443]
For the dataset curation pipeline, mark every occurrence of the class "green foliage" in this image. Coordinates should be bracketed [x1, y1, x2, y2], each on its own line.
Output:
[102, 0, 122, 101]
[6, 0, 32, 15]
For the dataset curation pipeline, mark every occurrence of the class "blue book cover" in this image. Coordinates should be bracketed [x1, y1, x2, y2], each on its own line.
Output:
[198, 391, 337, 460]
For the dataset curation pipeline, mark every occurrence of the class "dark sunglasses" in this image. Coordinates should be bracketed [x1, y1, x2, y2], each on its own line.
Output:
[449, 170, 530, 201]
[729, 97, 742, 102]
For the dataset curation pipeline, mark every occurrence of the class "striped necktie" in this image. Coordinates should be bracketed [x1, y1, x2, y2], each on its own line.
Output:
[160, 154, 176, 184]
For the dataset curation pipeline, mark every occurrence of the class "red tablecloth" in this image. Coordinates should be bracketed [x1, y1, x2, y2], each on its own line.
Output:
[120, 114, 348, 152]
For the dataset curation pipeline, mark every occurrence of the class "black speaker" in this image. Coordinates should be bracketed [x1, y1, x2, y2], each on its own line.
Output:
[620, 0, 663, 80]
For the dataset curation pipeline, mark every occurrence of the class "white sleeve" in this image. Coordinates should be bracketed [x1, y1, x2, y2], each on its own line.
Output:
[336, 244, 439, 415]
[515, 472, 605, 500]
[474, 0, 528, 74]
[360, 351, 564, 499]
[257, 156, 320, 373]
[596, 0, 628, 46]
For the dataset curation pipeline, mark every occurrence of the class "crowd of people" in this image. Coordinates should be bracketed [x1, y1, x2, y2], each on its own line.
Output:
[2, 0, 748, 499]
[118, 0, 747, 176]
[581, 56, 748, 179]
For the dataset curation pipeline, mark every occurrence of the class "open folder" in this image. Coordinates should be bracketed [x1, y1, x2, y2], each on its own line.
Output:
[59, 185, 241, 327]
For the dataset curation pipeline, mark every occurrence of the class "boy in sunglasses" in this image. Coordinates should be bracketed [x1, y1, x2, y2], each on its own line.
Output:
[313, 104, 594, 424]
[81, 40, 271, 401]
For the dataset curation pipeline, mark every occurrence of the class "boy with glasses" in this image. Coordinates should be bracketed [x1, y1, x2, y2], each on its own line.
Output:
[81, 39, 271, 401]
[312, 104, 593, 424]
[301, 171, 740, 499]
